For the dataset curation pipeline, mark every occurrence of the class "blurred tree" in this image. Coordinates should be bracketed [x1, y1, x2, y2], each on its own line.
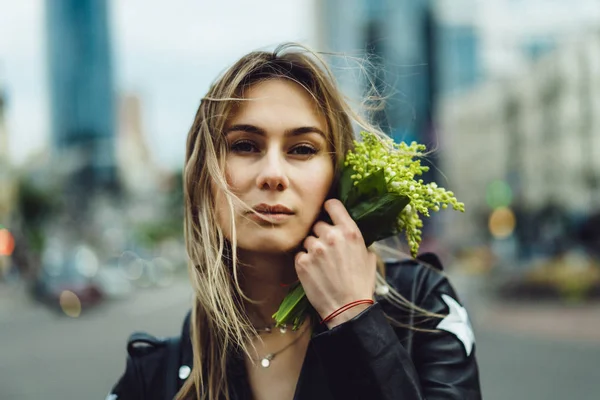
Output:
[16, 178, 59, 251]
[12, 174, 63, 279]
[133, 170, 184, 248]
[579, 49, 598, 209]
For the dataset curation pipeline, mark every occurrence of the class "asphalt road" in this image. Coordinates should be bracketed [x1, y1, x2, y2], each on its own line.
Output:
[1, 278, 599, 400]
[0, 280, 193, 400]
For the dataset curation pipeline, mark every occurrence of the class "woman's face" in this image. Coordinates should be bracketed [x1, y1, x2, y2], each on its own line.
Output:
[216, 78, 334, 253]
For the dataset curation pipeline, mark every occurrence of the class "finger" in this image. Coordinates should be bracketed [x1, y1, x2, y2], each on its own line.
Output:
[304, 235, 329, 259]
[312, 221, 331, 238]
[294, 250, 309, 274]
[302, 235, 319, 252]
[294, 249, 307, 266]
[324, 199, 355, 228]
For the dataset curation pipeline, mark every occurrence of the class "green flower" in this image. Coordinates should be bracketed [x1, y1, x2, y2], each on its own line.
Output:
[344, 132, 464, 256]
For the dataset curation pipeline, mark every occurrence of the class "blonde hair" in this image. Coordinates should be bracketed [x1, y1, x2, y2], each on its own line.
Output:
[178, 42, 440, 400]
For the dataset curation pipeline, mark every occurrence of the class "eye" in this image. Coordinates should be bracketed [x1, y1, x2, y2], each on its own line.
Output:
[289, 144, 318, 156]
[230, 140, 259, 153]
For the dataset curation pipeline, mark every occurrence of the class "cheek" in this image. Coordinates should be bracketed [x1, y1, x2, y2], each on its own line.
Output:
[224, 160, 252, 193]
[300, 161, 335, 204]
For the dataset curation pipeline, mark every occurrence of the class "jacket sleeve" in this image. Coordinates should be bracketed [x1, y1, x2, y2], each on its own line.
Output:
[311, 303, 425, 400]
[106, 333, 173, 400]
[106, 355, 143, 400]
[309, 258, 483, 400]
[409, 266, 482, 399]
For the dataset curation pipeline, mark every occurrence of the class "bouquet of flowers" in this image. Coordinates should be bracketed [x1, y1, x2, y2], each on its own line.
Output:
[273, 132, 465, 329]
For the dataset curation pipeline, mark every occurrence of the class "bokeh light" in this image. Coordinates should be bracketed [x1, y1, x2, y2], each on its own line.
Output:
[74, 245, 99, 278]
[103, 227, 126, 253]
[486, 180, 513, 209]
[43, 241, 65, 276]
[0, 228, 16, 256]
[489, 207, 517, 239]
[151, 257, 175, 287]
[59, 290, 82, 318]
[119, 251, 144, 281]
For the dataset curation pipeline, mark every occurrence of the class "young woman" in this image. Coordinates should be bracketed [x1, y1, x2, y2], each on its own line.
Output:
[108, 43, 482, 400]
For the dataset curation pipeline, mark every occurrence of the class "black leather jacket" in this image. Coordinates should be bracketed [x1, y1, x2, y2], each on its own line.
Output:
[108, 254, 482, 399]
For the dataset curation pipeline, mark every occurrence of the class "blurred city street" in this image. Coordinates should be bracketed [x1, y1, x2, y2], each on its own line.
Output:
[476, 310, 600, 400]
[1, 275, 599, 400]
[0, 278, 193, 400]
[2, 0, 600, 399]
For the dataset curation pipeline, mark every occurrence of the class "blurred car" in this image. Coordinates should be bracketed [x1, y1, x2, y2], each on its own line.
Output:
[32, 246, 104, 313]
[117, 249, 176, 288]
[93, 261, 133, 300]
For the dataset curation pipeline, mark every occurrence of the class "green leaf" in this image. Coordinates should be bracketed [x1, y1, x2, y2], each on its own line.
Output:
[341, 167, 388, 209]
[288, 296, 311, 329]
[272, 283, 308, 328]
[355, 168, 388, 199]
[350, 192, 410, 246]
[339, 166, 355, 204]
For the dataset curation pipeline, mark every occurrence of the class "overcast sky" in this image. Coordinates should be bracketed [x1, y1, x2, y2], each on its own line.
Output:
[0, 0, 318, 170]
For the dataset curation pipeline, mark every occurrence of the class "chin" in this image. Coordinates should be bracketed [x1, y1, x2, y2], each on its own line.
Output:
[236, 229, 304, 254]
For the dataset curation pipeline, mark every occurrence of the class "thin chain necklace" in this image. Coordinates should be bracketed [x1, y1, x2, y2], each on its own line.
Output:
[253, 323, 290, 335]
[252, 324, 309, 368]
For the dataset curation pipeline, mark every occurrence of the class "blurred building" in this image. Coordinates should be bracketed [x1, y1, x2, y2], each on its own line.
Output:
[319, 0, 439, 145]
[318, 0, 600, 124]
[0, 83, 8, 168]
[0, 83, 16, 226]
[0, 81, 18, 277]
[433, 0, 481, 96]
[117, 94, 162, 195]
[317, 0, 485, 243]
[45, 0, 117, 191]
[438, 30, 600, 247]
[318, 0, 600, 251]
[435, 0, 600, 91]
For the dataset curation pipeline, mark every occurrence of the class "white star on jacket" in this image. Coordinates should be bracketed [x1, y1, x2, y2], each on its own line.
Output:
[436, 294, 475, 357]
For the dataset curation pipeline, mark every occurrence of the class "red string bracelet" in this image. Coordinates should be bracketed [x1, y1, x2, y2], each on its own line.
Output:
[321, 299, 374, 324]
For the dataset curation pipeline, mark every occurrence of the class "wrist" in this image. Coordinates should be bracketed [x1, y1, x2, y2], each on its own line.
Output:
[322, 301, 373, 329]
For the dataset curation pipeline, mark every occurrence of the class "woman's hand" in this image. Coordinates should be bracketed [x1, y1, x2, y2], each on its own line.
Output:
[295, 199, 377, 328]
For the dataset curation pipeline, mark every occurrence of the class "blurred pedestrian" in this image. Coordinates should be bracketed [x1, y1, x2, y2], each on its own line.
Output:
[108, 43, 482, 400]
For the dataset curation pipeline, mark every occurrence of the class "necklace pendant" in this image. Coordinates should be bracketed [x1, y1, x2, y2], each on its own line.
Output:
[260, 354, 274, 368]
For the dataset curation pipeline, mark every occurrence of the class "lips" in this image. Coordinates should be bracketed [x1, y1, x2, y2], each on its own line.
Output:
[252, 204, 294, 215]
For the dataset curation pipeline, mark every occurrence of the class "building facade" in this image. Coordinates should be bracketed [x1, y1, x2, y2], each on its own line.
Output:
[434, 0, 600, 89]
[437, 31, 600, 246]
[319, 0, 439, 145]
[45, 0, 117, 189]
[0, 84, 16, 226]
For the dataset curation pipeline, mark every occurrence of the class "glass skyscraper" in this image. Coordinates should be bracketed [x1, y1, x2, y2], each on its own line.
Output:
[319, 0, 481, 142]
[319, 0, 437, 145]
[46, 0, 116, 189]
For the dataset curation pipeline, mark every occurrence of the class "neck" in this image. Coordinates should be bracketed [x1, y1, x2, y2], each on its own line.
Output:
[237, 249, 299, 326]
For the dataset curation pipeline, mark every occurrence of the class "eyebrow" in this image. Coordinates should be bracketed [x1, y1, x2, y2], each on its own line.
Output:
[224, 124, 327, 139]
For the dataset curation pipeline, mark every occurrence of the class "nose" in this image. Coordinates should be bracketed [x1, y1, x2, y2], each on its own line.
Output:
[256, 149, 289, 191]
